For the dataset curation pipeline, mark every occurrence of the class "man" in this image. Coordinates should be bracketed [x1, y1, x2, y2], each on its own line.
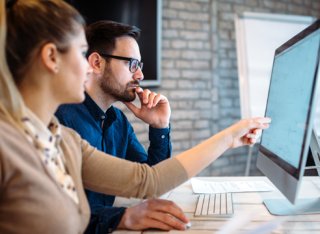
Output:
[56, 21, 180, 233]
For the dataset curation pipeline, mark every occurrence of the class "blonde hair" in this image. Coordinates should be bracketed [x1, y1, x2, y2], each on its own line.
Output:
[0, 0, 24, 122]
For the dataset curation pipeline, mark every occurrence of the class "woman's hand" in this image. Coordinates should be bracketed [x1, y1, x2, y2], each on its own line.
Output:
[226, 117, 271, 148]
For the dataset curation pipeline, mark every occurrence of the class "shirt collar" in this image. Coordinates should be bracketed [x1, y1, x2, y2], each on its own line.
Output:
[22, 108, 62, 149]
[83, 92, 117, 123]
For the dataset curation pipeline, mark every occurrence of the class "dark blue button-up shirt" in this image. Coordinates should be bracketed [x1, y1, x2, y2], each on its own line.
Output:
[55, 93, 171, 234]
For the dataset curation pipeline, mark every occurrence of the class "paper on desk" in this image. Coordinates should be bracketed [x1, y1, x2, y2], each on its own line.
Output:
[191, 178, 274, 194]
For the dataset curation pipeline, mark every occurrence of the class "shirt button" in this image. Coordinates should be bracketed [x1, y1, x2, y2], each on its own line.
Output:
[161, 135, 165, 139]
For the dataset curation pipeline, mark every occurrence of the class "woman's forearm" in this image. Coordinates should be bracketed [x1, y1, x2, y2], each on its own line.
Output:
[176, 117, 271, 177]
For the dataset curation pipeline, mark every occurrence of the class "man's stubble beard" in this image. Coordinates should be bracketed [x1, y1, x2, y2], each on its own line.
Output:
[99, 68, 136, 103]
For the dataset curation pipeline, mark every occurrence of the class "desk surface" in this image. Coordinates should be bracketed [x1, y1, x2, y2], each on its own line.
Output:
[113, 176, 320, 234]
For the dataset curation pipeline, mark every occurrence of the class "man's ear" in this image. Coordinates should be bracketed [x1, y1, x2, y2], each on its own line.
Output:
[87, 52, 104, 74]
[40, 43, 60, 74]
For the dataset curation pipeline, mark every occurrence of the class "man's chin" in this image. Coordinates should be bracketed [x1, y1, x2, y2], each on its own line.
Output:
[118, 94, 136, 103]
[124, 96, 136, 102]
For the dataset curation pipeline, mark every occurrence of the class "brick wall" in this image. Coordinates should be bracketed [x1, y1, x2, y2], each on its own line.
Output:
[115, 0, 320, 176]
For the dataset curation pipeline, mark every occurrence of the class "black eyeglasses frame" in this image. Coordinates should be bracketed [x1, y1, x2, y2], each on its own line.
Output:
[99, 53, 143, 73]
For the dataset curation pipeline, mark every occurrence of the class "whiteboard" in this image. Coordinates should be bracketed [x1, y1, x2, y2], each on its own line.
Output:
[235, 13, 318, 131]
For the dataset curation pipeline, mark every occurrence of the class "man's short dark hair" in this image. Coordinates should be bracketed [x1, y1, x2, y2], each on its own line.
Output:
[86, 20, 141, 57]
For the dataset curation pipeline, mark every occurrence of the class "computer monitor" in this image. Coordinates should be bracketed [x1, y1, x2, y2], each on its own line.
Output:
[257, 19, 320, 216]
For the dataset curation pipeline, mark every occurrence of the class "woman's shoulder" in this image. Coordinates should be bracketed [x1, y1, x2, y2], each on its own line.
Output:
[0, 116, 40, 167]
[60, 124, 82, 140]
[0, 116, 26, 144]
[60, 125, 84, 150]
[60, 124, 95, 156]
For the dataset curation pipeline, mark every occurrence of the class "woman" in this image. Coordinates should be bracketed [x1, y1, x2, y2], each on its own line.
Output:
[0, 0, 270, 233]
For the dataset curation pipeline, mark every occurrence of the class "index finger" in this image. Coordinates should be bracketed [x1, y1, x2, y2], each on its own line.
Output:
[134, 87, 146, 103]
[254, 117, 272, 124]
[135, 86, 144, 93]
[249, 117, 271, 129]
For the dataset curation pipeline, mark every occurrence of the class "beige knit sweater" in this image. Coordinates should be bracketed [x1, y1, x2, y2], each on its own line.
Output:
[0, 111, 188, 234]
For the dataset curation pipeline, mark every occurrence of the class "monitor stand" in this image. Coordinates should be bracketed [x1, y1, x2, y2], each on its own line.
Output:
[306, 129, 320, 175]
[264, 197, 320, 216]
[264, 129, 320, 216]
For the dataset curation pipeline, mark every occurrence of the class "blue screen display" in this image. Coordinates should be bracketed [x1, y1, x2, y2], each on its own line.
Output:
[261, 29, 320, 168]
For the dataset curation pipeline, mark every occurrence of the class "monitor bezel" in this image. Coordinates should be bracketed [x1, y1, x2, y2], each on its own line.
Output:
[257, 19, 320, 204]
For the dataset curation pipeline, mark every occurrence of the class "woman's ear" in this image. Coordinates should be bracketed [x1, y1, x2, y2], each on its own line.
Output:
[40, 43, 60, 74]
[87, 52, 104, 75]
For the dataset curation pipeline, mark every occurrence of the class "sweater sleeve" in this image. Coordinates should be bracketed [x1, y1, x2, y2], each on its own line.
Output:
[81, 138, 188, 199]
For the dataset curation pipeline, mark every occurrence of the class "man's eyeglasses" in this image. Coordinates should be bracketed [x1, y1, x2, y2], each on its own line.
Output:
[99, 53, 143, 73]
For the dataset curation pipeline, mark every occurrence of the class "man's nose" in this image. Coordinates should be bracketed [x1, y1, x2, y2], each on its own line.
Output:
[133, 67, 144, 81]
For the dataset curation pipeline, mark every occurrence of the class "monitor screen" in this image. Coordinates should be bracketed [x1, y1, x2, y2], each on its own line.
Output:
[260, 26, 320, 175]
[257, 19, 320, 210]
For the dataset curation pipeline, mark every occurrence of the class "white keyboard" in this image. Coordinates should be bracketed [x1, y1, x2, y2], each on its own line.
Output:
[194, 193, 234, 217]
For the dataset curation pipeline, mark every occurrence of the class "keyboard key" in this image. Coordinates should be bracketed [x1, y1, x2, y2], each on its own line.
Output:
[226, 193, 234, 214]
[201, 193, 210, 215]
[195, 193, 205, 216]
[220, 193, 227, 214]
[215, 193, 221, 214]
[208, 194, 215, 215]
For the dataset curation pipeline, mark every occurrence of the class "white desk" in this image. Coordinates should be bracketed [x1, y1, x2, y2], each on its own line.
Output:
[113, 177, 320, 234]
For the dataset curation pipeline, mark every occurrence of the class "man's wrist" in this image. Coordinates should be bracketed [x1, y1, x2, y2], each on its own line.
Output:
[150, 123, 170, 129]
[105, 207, 127, 233]
[116, 215, 125, 229]
[116, 207, 129, 230]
